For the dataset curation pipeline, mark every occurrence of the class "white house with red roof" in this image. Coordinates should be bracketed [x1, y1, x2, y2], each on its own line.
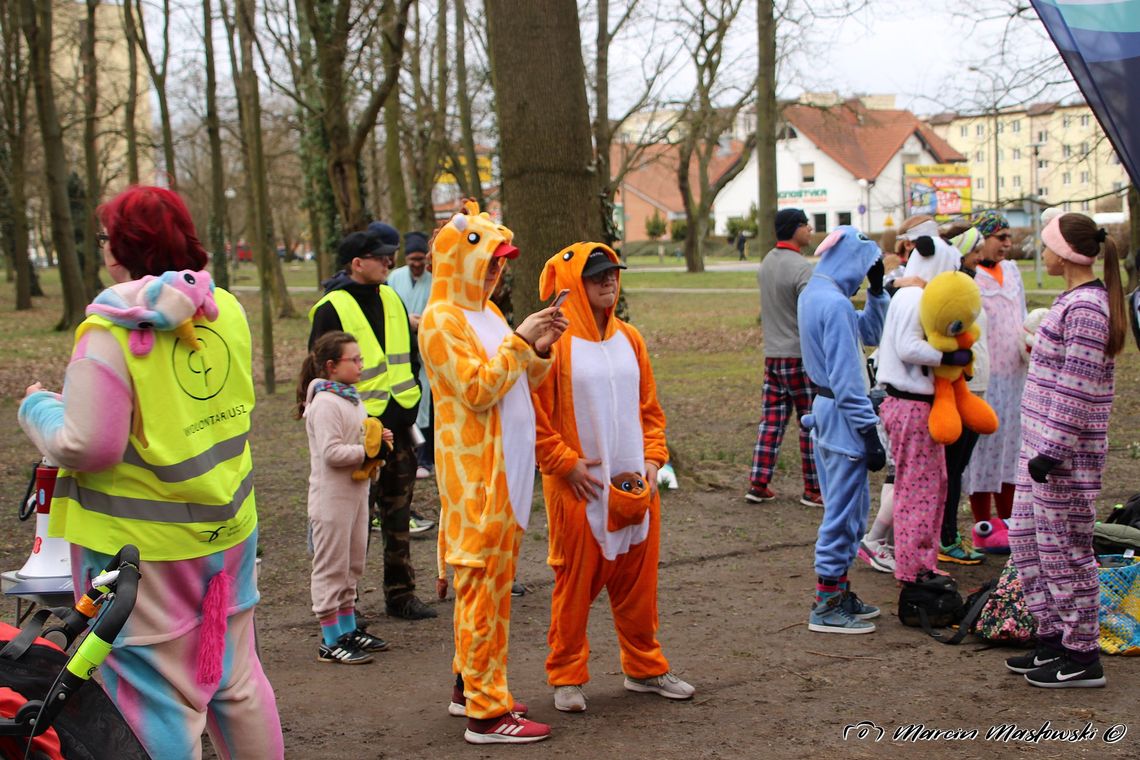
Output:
[714, 95, 965, 236]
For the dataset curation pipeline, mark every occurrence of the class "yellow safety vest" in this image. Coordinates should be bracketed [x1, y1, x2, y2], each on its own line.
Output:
[49, 288, 258, 561]
[308, 286, 421, 417]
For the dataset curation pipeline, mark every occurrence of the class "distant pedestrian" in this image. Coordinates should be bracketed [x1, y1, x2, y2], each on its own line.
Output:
[735, 231, 747, 260]
[746, 208, 821, 508]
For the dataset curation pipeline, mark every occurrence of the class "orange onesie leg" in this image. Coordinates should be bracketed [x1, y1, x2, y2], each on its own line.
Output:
[452, 525, 522, 720]
[546, 495, 669, 686]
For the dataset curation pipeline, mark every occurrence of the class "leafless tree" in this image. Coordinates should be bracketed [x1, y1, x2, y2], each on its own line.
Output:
[0, 0, 34, 308]
[134, 0, 177, 186]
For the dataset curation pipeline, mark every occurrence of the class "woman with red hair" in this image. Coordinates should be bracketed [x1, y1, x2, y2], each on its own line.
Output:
[19, 186, 284, 758]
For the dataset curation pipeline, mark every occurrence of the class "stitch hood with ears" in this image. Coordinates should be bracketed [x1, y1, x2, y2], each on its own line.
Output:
[538, 241, 622, 341]
[812, 226, 884, 298]
[427, 200, 518, 312]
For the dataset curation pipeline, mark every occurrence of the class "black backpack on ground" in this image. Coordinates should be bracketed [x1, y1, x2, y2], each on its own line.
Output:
[1094, 493, 1140, 555]
[898, 571, 965, 637]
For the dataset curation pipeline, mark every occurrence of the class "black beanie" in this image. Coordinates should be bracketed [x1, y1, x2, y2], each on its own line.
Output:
[775, 208, 809, 241]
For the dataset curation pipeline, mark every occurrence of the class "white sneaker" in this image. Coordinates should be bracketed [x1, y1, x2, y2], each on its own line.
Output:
[415, 466, 431, 480]
[553, 685, 587, 712]
[623, 672, 695, 700]
[857, 537, 895, 574]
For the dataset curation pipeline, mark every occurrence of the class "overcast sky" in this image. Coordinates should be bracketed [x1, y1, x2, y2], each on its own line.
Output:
[604, 0, 1075, 117]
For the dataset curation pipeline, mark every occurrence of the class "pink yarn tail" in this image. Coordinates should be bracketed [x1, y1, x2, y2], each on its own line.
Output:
[197, 570, 232, 686]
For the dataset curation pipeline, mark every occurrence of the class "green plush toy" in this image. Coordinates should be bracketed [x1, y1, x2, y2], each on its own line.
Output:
[919, 271, 1000, 444]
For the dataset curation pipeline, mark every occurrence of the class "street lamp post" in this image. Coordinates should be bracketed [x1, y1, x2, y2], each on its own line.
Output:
[224, 187, 237, 267]
[1028, 143, 1045, 287]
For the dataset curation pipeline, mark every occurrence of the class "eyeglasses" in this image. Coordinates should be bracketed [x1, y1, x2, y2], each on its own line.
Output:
[337, 356, 364, 366]
[586, 269, 619, 284]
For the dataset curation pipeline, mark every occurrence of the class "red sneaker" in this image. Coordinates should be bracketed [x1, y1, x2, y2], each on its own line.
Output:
[745, 486, 776, 504]
[464, 713, 551, 744]
[448, 684, 527, 717]
[800, 490, 824, 508]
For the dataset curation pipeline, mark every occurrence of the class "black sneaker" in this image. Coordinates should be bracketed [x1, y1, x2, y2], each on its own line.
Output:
[511, 582, 527, 598]
[1025, 656, 1106, 688]
[348, 626, 390, 652]
[386, 595, 439, 620]
[318, 633, 374, 665]
[1005, 646, 1063, 674]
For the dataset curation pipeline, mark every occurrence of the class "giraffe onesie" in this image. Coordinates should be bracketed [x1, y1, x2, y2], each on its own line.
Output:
[417, 202, 552, 721]
[534, 243, 673, 689]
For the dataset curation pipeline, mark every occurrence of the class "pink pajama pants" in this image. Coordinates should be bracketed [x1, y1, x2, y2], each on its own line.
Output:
[881, 397, 947, 583]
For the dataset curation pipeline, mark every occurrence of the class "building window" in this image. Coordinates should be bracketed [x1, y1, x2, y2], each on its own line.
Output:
[1062, 115, 1072, 128]
[975, 150, 984, 163]
[1012, 120, 1021, 133]
[977, 177, 985, 189]
[997, 122, 1004, 134]
[1081, 201, 1090, 211]
[801, 163, 815, 183]
[813, 213, 827, 232]
[1036, 130, 1048, 143]
[975, 124, 984, 137]
[1012, 175, 1022, 187]
[1062, 145, 1072, 158]
[997, 148, 1004, 160]
[959, 125, 968, 138]
[1062, 172, 1071, 185]
[1079, 171, 1090, 185]
[1038, 186, 1048, 197]
[1037, 159, 1049, 169]
[837, 212, 852, 226]
[999, 177, 1005, 188]
[1080, 114, 1091, 127]
[1080, 141, 1089, 155]
[1113, 181, 1124, 191]
[1012, 148, 1021, 160]
[1063, 202, 1072, 212]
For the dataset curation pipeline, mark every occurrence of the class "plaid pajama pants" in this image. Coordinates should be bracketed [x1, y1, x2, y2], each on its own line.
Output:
[750, 357, 818, 492]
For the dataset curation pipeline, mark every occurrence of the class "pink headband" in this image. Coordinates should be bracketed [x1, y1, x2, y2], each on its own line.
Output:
[1041, 216, 1095, 266]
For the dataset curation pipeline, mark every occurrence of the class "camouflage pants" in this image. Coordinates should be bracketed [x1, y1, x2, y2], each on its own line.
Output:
[369, 436, 417, 604]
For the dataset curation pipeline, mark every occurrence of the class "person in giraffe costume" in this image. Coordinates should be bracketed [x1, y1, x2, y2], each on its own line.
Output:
[418, 201, 568, 744]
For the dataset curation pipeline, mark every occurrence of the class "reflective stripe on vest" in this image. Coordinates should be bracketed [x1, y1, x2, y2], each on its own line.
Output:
[49, 288, 258, 561]
[308, 286, 421, 416]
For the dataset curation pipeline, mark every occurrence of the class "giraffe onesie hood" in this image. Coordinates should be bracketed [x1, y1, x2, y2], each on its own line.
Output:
[533, 242, 674, 688]
[417, 201, 552, 721]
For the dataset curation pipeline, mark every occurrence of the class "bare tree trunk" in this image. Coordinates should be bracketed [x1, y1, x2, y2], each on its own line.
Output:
[1, 0, 33, 309]
[383, 94, 409, 231]
[486, 0, 603, 322]
[594, 0, 614, 242]
[134, 0, 176, 185]
[22, 0, 87, 328]
[755, 0, 777, 259]
[121, 0, 139, 183]
[203, 0, 229, 289]
[228, 0, 276, 392]
[454, 0, 482, 205]
[81, 0, 101, 296]
[295, 0, 337, 283]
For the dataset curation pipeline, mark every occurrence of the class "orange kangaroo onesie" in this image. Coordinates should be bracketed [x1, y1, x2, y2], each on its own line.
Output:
[533, 242, 673, 689]
[418, 203, 552, 721]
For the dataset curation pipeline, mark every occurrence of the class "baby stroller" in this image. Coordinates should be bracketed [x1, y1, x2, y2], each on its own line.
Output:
[0, 545, 149, 759]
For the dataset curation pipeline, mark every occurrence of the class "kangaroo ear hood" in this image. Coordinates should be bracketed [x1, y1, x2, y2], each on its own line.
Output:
[540, 242, 622, 341]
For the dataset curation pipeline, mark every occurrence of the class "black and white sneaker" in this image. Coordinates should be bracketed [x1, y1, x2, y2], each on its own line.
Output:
[317, 633, 374, 665]
[348, 626, 390, 652]
[1005, 646, 1063, 674]
[1024, 656, 1105, 688]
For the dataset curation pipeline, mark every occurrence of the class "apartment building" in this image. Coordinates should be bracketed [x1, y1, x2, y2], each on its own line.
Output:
[928, 102, 1129, 219]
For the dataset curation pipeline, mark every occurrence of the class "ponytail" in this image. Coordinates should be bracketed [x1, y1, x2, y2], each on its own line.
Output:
[294, 331, 358, 419]
[1102, 235, 1126, 356]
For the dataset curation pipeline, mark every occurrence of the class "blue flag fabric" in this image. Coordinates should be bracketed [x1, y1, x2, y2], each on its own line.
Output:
[1031, 0, 1140, 187]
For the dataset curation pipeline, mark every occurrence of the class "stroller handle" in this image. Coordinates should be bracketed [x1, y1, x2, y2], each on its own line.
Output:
[4, 545, 141, 739]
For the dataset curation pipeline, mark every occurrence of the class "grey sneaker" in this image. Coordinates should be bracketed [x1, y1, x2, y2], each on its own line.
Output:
[840, 589, 880, 620]
[808, 595, 876, 634]
[553, 685, 587, 712]
[623, 672, 695, 700]
[409, 511, 435, 535]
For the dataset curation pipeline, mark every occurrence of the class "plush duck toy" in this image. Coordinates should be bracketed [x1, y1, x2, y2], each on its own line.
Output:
[352, 417, 391, 481]
[86, 270, 219, 355]
[919, 270, 1000, 444]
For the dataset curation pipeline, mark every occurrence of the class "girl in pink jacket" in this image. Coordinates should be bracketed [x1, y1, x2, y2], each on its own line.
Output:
[296, 331, 392, 664]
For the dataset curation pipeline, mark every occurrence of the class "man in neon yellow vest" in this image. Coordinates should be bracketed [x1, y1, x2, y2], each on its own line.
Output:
[309, 226, 436, 620]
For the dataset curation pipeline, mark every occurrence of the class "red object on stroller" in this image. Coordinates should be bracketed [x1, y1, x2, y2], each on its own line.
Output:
[0, 546, 150, 759]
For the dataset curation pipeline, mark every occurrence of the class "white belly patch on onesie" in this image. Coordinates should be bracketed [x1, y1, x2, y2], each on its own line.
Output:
[570, 332, 649, 559]
[463, 307, 537, 530]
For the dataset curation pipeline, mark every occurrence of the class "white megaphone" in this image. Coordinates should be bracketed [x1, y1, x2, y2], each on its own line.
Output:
[16, 459, 72, 580]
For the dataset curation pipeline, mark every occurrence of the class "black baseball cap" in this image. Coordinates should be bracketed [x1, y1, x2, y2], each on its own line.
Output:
[336, 230, 396, 268]
[580, 248, 627, 278]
